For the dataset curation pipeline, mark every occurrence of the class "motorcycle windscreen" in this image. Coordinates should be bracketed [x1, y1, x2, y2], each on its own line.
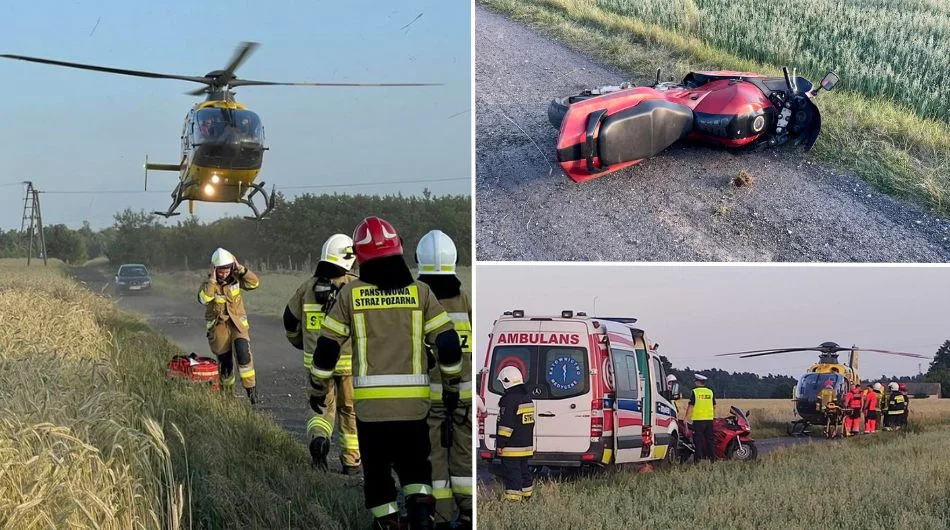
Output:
[556, 96, 694, 182]
[729, 406, 749, 426]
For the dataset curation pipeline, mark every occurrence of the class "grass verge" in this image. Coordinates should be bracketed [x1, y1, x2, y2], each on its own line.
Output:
[0, 261, 367, 529]
[479, 0, 950, 216]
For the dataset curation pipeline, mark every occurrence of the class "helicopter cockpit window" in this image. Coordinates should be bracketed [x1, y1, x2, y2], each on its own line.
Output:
[193, 108, 264, 144]
[797, 373, 848, 401]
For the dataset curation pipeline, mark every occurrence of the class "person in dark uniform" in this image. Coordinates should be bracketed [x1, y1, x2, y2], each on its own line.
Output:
[495, 366, 535, 501]
[683, 373, 716, 462]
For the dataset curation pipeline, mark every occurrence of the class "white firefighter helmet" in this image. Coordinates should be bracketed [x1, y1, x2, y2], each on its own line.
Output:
[211, 248, 236, 267]
[320, 234, 356, 271]
[888, 382, 899, 392]
[498, 366, 524, 390]
[873, 382, 883, 391]
[666, 374, 678, 383]
[416, 229, 457, 275]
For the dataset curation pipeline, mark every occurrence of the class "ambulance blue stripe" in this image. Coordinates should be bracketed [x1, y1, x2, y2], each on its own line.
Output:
[616, 399, 642, 412]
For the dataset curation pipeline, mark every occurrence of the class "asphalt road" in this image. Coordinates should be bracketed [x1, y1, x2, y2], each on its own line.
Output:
[474, 4, 950, 262]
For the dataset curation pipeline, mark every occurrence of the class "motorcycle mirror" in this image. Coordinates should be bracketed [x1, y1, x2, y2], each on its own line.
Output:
[655, 68, 661, 86]
[819, 71, 839, 91]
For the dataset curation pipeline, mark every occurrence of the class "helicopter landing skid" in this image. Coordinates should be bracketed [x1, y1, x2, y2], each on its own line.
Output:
[153, 183, 184, 218]
[787, 420, 811, 437]
[240, 181, 277, 221]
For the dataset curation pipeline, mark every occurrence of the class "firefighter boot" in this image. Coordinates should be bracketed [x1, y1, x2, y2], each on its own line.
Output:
[405, 494, 436, 530]
[246, 387, 259, 405]
[457, 509, 473, 529]
[370, 513, 402, 530]
[309, 437, 330, 471]
[340, 455, 361, 476]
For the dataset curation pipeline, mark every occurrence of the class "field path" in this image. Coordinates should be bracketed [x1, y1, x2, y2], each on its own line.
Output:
[475, 4, 950, 262]
[70, 266, 339, 464]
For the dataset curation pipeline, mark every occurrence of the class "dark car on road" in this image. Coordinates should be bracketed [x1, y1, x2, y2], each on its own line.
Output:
[114, 264, 152, 294]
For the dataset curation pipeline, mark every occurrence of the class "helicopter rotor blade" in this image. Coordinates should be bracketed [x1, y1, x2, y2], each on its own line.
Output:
[0, 54, 211, 85]
[229, 79, 443, 88]
[853, 348, 929, 359]
[221, 42, 259, 82]
[715, 347, 822, 357]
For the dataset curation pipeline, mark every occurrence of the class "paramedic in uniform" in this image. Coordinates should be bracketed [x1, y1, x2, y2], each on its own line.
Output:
[496, 366, 535, 502]
[283, 234, 361, 474]
[197, 248, 260, 404]
[309, 216, 464, 530]
[683, 373, 716, 462]
[415, 229, 474, 529]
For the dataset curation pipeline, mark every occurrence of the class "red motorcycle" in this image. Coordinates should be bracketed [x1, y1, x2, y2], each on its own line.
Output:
[549, 67, 839, 182]
[675, 406, 757, 462]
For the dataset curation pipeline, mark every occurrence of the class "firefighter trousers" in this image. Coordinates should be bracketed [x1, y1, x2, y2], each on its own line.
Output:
[356, 417, 433, 519]
[307, 375, 360, 468]
[208, 321, 255, 390]
[427, 403, 473, 523]
[501, 456, 533, 501]
[692, 420, 715, 461]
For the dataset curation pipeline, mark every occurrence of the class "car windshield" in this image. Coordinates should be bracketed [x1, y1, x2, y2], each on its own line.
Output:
[119, 266, 148, 277]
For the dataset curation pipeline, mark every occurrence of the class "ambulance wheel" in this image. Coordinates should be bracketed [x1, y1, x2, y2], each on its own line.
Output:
[665, 433, 682, 466]
[547, 94, 594, 129]
[727, 440, 757, 461]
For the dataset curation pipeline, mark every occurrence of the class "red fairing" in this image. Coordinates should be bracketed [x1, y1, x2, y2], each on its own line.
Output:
[682, 79, 773, 147]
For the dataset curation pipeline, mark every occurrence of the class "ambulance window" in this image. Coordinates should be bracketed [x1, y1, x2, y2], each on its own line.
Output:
[613, 349, 638, 399]
[488, 346, 532, 395]
[651, 358, 664, 395]
[541, 347, 589, 399]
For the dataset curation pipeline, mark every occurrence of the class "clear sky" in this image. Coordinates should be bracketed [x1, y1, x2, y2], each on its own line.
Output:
[475, 265, 950, 379]
[0, 0, 470, 230]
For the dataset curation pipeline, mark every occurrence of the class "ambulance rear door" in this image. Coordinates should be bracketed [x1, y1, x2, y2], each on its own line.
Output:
[606, 327, 644, 464]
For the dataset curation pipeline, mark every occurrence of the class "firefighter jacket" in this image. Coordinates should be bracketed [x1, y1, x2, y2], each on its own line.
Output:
[817, 388, 837, 411]
[887, 393, 907, 415]
[496, 384, 534, 457]
[287, 273, 357, 375]
[198, 266, 260, 337]
[428, 290, 473, 406]
[314, 279, 459, 422]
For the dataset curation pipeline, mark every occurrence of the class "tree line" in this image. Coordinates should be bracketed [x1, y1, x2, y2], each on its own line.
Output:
[0, 191, 471, 270]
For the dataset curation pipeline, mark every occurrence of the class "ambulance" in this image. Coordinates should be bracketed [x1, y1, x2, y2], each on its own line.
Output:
[477, 310, 682, 469]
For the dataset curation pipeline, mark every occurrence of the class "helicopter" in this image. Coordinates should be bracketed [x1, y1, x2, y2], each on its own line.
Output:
[1, 42, 439, 220]
[715, 342, 928, 436]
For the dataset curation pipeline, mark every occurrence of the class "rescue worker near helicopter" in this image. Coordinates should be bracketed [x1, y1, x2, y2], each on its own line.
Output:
[495, 366, 535, 502]
[885, 382, 908, 430]
[817, 379, 841, 438]
[843, 383, 864, 436]
[865, 382, 883, 434]
[309, 216, 463, 530]
[283, 234, 361, 475]
[683, 373, 716, 462]
[198, 248, 260, 404]
[415, 229, 473, 529]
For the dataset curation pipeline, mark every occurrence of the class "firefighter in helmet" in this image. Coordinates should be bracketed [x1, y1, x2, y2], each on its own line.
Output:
[198, 248, 260, 404]
[885, 382, 907, 431]
[816, 379, 842, 438]
[283, 234, 361, 474]
[310, 216, 463, 530]
[415, 229, 473, 528]
[496, 366, 535, 502]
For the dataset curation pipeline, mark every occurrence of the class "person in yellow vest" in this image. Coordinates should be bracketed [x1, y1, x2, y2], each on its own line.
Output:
[683, 373, 716, 462]
[415, 229, 473, 529]
[283, 234, 361, 474]
[816, 379, 842, 438]
[309, 216, 463, 530]
[198, 248, 260, 404]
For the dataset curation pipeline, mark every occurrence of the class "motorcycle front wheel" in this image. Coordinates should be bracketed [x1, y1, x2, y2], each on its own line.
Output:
[727, 440, 758, 461]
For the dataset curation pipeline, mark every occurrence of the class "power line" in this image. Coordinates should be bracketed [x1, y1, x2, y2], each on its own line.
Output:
[35, 176, 470, 195]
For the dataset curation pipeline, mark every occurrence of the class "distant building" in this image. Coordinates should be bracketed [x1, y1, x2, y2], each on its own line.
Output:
[904, 383, 941, 397]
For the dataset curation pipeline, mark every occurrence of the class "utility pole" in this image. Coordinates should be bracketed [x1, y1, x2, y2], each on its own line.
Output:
[20, 181, 47, 266]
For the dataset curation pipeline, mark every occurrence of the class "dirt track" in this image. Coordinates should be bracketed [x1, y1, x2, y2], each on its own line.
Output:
[71, 266, 352, 471]
[474, 4, 950, 262]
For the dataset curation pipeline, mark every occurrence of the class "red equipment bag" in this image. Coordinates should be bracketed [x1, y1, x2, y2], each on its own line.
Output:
[166, 353, 220, 391]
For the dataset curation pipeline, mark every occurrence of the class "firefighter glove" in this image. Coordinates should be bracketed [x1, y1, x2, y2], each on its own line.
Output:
[442, 377, 461, 413]
[309, 393, 327, 415]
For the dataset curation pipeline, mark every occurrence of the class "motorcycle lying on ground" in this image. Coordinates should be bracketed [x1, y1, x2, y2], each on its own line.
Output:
[548, 66, 839, 182]
[675, 406, 757, 462]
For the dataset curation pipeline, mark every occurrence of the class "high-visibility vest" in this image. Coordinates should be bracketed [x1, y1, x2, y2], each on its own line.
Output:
[690, 387, 715, 421]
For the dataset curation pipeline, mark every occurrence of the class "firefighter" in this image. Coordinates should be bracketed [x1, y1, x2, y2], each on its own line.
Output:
[495, 366, 535, 502]
[666, 374, 681, 414]
[885, 382, 907, 430]
[415, 229, 473, 529]
[865, 382, 883, 434]
[683, 373, 716, 462]
[844, 383, 864, 436]
[283, 234, 361, 474]
[198, 248, 260, 404]
[816, 379, 841, 438]
[309, 216, 463, 530]
[898, 383, 910, 428]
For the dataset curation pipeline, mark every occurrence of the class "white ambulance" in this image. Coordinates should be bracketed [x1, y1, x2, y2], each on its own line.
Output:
[477, 310, 682, 469]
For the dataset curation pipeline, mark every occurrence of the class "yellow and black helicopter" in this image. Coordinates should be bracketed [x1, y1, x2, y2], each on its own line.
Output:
[1, 42, 438, 220]
[715, 342, 927, 436]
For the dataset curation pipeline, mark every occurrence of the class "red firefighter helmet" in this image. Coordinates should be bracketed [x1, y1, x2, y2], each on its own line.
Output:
[352, 216, 403, 263]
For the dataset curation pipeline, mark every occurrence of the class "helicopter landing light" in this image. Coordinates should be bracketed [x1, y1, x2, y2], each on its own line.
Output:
[203, 184, 215, 196]
[211, 175, 220, 184]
